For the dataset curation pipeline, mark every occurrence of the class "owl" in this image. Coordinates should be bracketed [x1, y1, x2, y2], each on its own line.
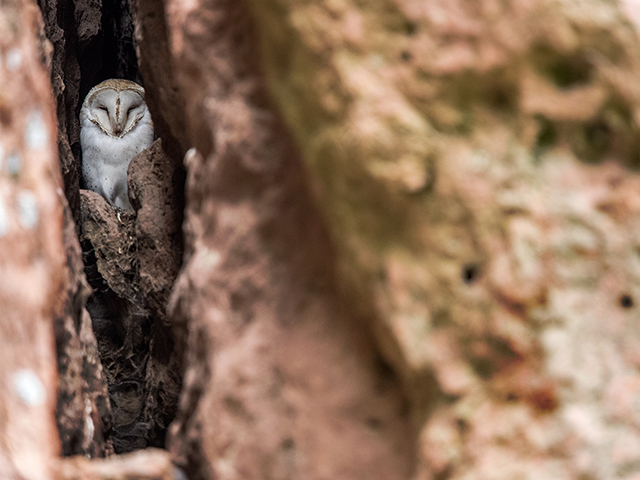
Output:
[80, 79, 154, 211]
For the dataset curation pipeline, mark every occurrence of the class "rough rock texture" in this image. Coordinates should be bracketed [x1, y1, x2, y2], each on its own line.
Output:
[55, 198, 113, 458]
[128, 140, 183, 453]
[0, 0, 66, 477]
[241, 0, 640, 478]
[39, 0, 143, 457]
[38, 0, 85, 219]
[129, 139, 184, 323]
[133, 0, 187, 160]
[80, 140, 182, 454]
[134, 0, 416, 478]
[10, 0, 640, 477]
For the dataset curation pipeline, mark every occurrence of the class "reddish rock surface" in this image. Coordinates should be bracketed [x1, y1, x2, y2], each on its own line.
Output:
[128, 139, 184, 323]
[8, 0, 640, 478]
[242, 0, 640, 478]
[55, 198, 113, 458]
[134, 0, 417, 478]
[0, 0, 67, 477]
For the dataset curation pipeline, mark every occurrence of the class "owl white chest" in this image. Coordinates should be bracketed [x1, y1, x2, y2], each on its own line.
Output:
[79, 79, 154, 211]
[80, 113, 153, 211]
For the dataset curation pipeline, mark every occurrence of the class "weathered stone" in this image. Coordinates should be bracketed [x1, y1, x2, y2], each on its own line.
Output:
[81, 189, 137, 300]
[0, 0, 67, 477]
[241, 0, 640, 478]
[135, 1, 416, 479]
[128, 138, 184, 322]
[129, 140, 183, 453]
[55, 198, 113, 458]
[133, 1, 188, 159]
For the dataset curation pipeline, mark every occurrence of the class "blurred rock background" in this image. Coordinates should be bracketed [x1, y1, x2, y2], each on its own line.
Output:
[3, 0, 640, 479]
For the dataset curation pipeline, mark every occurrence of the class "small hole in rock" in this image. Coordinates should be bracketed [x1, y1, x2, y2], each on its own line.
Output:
[471, 358, 495, 379]
[585, 121, 612, 151]
[455, 418, 469, 433]
[571, 119, 612, 164]
[625, 147, 640, 171]
[535, 116, 557, 152]
[434, 465, 453, 480]
[404, 21, 417, 36]
[374, 355, 396, 380]
[462, 263, 481, 284]
[484, 79, 517, 112]
[366, 417, 383, 430]
[400, 50, 412, 62]
[533, 46, 594, 89]
[281, 438, 295, 450]
[620, 294, 634, 309]
[622, 132, 640, 171]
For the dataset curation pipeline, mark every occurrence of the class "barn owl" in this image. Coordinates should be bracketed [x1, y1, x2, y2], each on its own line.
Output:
[80, 79, 154, 211]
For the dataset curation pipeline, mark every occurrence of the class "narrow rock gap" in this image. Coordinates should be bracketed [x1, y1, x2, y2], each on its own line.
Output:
[75, 0, 184, 453]
[39, 0, 184, 456]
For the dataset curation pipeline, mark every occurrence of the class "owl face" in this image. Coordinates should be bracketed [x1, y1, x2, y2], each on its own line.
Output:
[83, 80, 148, 138]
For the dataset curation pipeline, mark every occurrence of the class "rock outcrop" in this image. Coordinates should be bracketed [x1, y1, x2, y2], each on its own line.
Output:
[0, 0, 68, 476]
[6, 0, 640, 478]
[241, 0, 640, 478]
[135, 1, 416, 478]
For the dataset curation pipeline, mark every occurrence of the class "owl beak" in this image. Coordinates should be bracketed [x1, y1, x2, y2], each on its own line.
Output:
[112, 121, 124, 137]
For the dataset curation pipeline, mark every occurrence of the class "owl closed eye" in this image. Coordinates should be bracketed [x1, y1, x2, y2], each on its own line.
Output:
[80, 79, 154, 211]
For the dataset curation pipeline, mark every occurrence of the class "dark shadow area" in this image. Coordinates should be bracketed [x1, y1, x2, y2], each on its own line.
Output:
[78, 0, 141, 105]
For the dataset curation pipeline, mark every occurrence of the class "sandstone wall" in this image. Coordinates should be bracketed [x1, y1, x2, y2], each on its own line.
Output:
[0, 1, 66, 477]
[241, 1, 640, 478]
[5, 0, 640, 479]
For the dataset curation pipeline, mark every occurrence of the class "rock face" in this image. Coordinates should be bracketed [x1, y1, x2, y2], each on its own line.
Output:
[7, 0, 640, 478]
[134, 1, 416, 478]
[241, 0, 640, 478]
[0, 0, 67, 477]
[55, 199, 113, 458]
